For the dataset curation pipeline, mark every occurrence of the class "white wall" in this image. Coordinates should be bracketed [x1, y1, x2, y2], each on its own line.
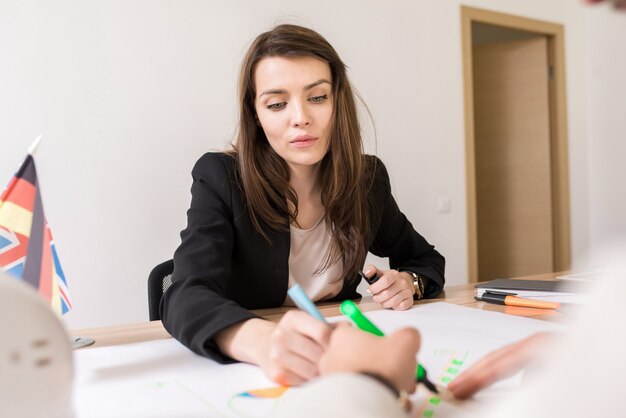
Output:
[583, 5, 626, 267]
[0, 0, 620, 329]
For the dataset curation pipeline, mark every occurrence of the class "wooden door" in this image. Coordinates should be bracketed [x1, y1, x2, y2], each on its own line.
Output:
[473, 37, 554, 281]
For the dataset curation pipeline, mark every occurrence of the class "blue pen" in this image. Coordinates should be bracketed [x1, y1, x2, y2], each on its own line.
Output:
[287, 284, 327, 323]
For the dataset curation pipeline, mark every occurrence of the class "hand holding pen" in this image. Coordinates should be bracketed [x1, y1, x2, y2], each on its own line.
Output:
[360, 267, 416, 311]
[288, 284, 437, 394]
[340, 300, 439, 394]
[253, 284, 331, 386]
[318, 322, 423, 397]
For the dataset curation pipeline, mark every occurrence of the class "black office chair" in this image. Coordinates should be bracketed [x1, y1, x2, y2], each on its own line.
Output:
[147, 259, 174, 321]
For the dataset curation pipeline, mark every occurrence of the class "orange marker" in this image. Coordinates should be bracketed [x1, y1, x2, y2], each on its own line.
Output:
[475, 291, 560, 310]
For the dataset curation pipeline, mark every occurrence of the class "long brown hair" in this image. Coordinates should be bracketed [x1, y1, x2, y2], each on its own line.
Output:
[233, 24, 368, 282]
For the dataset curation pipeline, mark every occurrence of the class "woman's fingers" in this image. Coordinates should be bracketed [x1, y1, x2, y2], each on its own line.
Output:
[369, 270, 414, 310]
[271, 324, 325, 364]
[380, 288, 412, 310]
[267, 348, 319, 382]
[269, 368, 308, 387]
[279, 310, 332, 348]
[262, 310, 331, 386]
[385, 328, 421, 393]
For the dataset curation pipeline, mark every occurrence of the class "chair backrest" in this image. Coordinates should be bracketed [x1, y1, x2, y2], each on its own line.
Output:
[147, 259, 174, 321]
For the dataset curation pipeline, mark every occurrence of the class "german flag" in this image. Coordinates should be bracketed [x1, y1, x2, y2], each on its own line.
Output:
[0, 154, 72, 315]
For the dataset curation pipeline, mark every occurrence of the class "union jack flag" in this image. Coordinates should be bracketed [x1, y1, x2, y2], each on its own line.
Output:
[0, 153, 72, 315]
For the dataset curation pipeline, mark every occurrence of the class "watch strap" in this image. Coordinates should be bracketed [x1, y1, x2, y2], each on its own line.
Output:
[403, 271, 424, 300]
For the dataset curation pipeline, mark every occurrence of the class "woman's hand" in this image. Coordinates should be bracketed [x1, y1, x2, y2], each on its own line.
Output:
[256, 311, 332, 386]
[364, 265, 415, 310]
[447, 332, 559, 399]
[319, 323, 421, 394]
[215, 312, 331, 386]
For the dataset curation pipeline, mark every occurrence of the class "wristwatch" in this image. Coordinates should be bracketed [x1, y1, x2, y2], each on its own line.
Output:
[404, 271, 424, 300]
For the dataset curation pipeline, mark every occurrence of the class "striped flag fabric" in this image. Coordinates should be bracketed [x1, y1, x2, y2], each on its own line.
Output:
[0, 153, 72, 315]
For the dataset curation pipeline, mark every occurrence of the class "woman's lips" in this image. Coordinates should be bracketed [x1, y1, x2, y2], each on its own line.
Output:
[290, 135, 318, 148]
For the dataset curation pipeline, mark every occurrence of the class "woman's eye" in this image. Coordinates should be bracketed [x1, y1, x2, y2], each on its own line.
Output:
[267, 102, 286, 111]
[309, 95, 328, 103]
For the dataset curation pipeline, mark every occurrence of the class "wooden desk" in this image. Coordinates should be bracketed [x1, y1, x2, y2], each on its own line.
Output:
[71, 272, 564, 349]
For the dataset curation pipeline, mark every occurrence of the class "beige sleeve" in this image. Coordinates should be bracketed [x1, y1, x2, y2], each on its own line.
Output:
[271, 373, 406, 418]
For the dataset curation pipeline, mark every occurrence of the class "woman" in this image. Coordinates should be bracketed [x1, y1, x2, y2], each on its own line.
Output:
[161, 24, 445, 386]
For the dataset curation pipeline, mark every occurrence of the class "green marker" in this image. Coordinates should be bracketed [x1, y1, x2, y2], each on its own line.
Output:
[340, 300, 439, 394]
[340, 299, 385, 336]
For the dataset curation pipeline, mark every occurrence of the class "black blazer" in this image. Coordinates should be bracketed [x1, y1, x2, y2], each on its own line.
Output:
[161, 152, 445, 362]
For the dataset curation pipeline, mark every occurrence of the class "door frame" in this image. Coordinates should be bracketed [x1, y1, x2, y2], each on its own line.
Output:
[461, 6, 571, 283]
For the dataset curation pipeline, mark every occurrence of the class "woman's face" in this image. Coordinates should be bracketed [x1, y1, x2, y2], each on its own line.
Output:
[254, 56, 333, 173]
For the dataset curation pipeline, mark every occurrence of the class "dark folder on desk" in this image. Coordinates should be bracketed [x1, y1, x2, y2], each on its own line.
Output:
[475, 279, 583, 303]
[477, 279, 562, 292]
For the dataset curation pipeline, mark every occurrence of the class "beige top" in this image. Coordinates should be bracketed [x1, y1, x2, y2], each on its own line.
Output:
[284, 216, 343, 306]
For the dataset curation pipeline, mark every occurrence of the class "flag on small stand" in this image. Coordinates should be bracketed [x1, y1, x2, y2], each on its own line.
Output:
[0, 146, 72, 316]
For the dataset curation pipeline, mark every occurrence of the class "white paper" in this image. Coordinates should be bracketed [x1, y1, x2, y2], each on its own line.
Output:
[73, 303, 563, 417]
[555, 270, 606, 282]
